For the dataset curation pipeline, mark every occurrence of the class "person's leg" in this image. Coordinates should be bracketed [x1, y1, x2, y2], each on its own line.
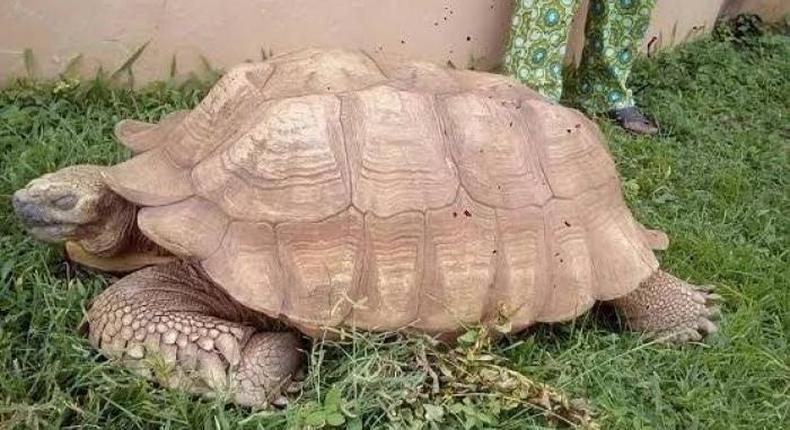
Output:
[576, 0, 658, 134]
[504, 0, 581, 101]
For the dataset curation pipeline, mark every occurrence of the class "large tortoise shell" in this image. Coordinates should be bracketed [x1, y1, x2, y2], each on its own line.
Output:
[105, 49, 658, 335]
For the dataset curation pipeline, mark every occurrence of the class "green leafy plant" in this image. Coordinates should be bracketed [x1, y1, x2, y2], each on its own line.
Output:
[290, 386, 356, 429]
[714, 13, 766, 47]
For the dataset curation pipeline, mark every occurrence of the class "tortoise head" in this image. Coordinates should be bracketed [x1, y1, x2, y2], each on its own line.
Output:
[13, 165, 126, 245]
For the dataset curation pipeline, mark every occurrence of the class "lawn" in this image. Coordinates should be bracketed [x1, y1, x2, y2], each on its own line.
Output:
[1, 27, 788, 429]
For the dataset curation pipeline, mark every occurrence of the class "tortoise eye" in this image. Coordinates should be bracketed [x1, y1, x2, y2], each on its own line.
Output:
[52, 194, 78, 210]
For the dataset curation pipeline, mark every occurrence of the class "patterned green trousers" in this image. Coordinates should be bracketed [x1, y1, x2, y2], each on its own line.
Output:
[504, 0, 655, 113]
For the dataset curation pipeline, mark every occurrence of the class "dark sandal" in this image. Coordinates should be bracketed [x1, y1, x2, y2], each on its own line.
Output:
[609, 106, 659, 135]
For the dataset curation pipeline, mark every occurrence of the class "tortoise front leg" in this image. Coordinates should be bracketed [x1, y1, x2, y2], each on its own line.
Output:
[86, 261, 303, 407]
[610, 271, 721, 342]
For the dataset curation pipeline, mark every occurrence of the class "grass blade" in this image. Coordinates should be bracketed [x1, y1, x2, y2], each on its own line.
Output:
[110, 41, 150, 81]
[23, 48, 36, 78]
[61, 54, 83, 80]
[169, 54, 177, 79]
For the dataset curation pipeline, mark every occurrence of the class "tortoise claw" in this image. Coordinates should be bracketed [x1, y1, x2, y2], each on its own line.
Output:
[697, 317, 718, 335]
[705, 293, 724, 303]
[271, 395, 289, 408]
[691, 291, 707, 305]
[654, 327, 701, 344]
[704, 306, 722, 320]
[285, 381, 303, 394]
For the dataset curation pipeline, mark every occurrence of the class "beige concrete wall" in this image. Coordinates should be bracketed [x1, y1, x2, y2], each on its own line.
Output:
[0, 0, 514, 83]
[721, 0, 790, 21]
[1, 0, 786, 85]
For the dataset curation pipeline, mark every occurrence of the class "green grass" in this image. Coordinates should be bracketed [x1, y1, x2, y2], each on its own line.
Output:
[1, 30, 788, 429]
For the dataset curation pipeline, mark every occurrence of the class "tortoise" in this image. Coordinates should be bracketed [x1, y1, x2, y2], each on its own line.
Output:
[13, 49, 720, 407]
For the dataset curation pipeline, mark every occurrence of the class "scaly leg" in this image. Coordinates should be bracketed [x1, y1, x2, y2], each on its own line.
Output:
[611, 270, 721, 342]
[86, 261, 303, 407]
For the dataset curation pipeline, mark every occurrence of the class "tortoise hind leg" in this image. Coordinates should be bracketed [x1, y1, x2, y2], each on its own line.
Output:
[610, 270, 721, 342]
[86, 261, 303, 407]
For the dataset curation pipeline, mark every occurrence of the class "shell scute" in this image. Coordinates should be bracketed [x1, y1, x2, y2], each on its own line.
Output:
[437, 91, 553, 209]
[202, 222, 284, 317]
[341, 85, 458, 216]
[351, 211, 425, 329]
[263, 49, 388, 99]
[524, 102, 618, 198]
[191, 94, 350, 223]
[168, 63, 275, 168]
[417, 191, 497, 332]
[276, 209, 364, 327]
[491, 205, 548, 327]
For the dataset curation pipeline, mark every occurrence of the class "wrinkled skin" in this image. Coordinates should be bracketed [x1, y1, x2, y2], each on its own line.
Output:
[13, 165, 721, 408]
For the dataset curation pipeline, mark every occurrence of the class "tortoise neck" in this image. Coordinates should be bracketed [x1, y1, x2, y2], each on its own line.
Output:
[77, 197, 148, 257]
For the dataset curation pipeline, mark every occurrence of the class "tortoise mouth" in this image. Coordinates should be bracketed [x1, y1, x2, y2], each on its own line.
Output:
[23, 219, 78, 228]
[13, 192, 81, 241]
[26, 223, 80, 243]
[13, 198, 59, 226]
